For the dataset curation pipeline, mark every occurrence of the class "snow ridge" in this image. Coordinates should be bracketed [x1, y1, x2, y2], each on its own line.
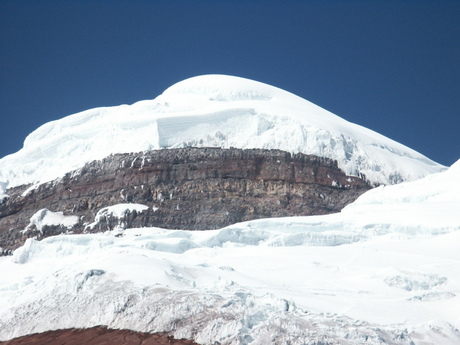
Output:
[0, 74, 444, 189]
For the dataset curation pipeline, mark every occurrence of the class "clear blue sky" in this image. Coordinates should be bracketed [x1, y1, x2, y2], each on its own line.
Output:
[1, 0, 459, 166]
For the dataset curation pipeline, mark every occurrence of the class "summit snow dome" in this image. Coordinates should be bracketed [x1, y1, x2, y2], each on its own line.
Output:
[0, 74, 445, 189]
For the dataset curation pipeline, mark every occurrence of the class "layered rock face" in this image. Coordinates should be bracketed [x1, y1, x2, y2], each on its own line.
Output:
[0, 327, 200, 345]
[0, 148, 371, 250]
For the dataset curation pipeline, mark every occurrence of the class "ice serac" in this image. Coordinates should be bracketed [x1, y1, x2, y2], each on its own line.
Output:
[0, 74, 444, 189]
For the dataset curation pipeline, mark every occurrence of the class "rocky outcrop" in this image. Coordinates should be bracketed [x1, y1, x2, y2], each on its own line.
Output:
[0, 148, 371, 250]
[0, 327, 200, 345]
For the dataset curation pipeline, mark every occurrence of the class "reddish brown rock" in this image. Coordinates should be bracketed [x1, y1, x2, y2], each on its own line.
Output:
[0, 327, 199, 345]
[0, 148, 371, 250]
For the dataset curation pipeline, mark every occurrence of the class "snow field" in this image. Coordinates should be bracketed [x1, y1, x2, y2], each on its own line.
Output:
[0, 160, 459, 344]
[1, 228, 459, 344]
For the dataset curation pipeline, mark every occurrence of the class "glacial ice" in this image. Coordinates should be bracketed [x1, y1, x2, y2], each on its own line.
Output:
[1, 160, 459, 344]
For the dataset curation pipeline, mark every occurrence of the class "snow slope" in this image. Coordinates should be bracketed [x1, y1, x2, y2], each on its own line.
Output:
[0, 75, 444, 190]
[1, 160, 459, 344]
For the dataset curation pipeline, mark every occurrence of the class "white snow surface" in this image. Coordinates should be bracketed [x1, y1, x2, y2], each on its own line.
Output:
[1, 160, 459, 344]
[93, 203, 149, 223]
[0, 183, 8, 204]
[0, 75, 444, 189]
[26, 209, 79, 233]
[88, 203, 150, 231]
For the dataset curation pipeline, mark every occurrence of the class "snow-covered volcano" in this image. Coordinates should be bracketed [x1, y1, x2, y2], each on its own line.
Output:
[0, 75, 444, 189]
[0, 74, 458, 344]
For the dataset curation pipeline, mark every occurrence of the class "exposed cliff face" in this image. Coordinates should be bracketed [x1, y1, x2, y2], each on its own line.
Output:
[0, 148, 371, 250]
[0, 327, 200, 345]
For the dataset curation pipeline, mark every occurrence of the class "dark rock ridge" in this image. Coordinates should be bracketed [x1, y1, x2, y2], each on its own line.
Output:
[0, 147, 371, 250]
[0, 327, 200, 345]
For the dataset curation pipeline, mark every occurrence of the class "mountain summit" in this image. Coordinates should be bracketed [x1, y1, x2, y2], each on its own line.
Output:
[0, 75, 444, 189]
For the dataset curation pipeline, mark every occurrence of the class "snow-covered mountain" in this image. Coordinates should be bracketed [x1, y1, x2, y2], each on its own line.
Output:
[0, 159, 459, 344]
[0, 74, 457, 344]
[0, 75, 444, 190]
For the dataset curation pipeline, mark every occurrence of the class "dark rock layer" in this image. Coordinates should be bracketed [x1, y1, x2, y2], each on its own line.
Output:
[0, 327, 199, 345]
[0, 148, 371, 250]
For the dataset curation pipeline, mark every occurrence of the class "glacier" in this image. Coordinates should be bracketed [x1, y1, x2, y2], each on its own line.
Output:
[0, 74, 445, 190]
[1, 159, 459, 344]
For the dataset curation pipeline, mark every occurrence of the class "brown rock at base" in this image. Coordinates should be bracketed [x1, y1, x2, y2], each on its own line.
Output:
[0, 327, 200, 345]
